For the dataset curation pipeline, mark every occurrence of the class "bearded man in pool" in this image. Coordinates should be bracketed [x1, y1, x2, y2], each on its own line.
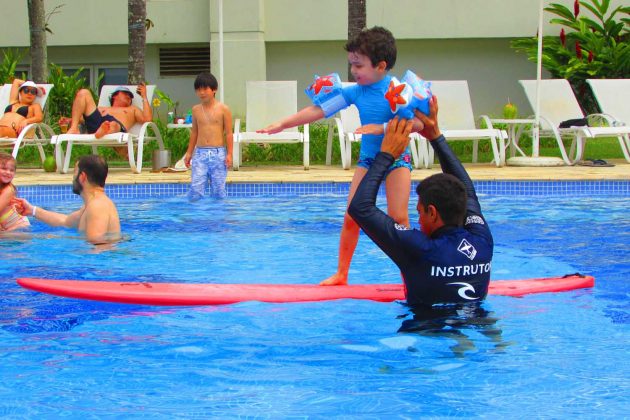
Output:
[12, 155, 121, 245]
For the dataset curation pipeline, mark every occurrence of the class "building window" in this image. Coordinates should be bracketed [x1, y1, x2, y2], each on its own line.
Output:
[14, 64, 128, 93]
[62, 67, 92, 88]
[159, 47, 210, 77]
[97, 67, 128, 92]
[14, 67, 31, 80]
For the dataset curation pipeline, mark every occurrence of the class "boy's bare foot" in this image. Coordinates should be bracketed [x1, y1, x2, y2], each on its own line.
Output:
[94, 121, 111, 139]
[66, 127, 80, 135]
[319, 273, 348, 286]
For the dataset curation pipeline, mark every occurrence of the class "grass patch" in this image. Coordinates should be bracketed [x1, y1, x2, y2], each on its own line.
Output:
[10, 122, 628, 169]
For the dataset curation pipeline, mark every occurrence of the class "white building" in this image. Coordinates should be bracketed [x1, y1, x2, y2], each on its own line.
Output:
[0, 0, 604, 118]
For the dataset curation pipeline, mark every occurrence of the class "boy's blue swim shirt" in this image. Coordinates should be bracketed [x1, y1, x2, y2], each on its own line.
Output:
[340, 75, 400, 160]
[309, 74, 411, 163]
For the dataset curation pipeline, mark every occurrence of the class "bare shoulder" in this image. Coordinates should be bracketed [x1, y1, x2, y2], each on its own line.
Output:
[87, 194, 117, 212]
[191, 104, 204, 119]
[0, 184, 17, 199]
[219, 102, 232, 115]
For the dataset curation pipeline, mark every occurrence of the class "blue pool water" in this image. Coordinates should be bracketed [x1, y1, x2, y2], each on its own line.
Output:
[1, 187, 629, 418]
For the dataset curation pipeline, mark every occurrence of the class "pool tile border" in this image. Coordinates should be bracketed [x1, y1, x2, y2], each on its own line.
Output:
[18, 180, 630, 203]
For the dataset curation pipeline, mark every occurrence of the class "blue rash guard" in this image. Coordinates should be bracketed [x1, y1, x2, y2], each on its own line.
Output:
[341, 75, 412, 163]
[348, 135, 494, 307]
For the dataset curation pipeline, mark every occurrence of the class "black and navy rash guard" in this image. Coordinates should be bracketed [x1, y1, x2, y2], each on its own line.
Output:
[348, 135, 493, 307]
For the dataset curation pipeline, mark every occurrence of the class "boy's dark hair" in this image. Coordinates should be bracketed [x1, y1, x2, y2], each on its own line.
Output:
[344, 26, 397, 70]
[194, 72, 218, 90]
[77, 155, 108, 188]
[416, 173, 467, 227]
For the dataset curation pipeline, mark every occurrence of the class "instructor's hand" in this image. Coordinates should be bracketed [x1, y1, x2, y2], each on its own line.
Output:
[414, 96, 441, 141]
[380, 117, 413, 159]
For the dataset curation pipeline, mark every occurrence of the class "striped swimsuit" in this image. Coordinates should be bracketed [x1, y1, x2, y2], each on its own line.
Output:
[0, 185, 30, 231]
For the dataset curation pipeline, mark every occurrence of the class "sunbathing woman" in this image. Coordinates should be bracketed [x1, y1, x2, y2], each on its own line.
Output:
[0, 79, 44, 138]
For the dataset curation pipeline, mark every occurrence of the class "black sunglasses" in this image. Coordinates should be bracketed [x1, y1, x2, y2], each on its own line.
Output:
[21, 87, 38, 95]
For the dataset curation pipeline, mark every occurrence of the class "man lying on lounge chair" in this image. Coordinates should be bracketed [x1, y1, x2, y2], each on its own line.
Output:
[66, 84, 152, 139]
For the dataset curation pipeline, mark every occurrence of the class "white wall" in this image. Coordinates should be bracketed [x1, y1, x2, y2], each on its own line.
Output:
[266, 38, 542, 118]
[1, 0, 616, 118]
[4, 0, 621, 46]
[0, 0, 211, 46]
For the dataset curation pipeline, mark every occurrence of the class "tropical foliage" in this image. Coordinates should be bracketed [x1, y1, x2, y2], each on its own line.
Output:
[511, 0, 630, 113]
[46, 63, 94, 121]
[0, 49, 27, 84]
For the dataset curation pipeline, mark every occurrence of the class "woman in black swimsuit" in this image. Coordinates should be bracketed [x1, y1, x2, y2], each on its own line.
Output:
[0, 79, 44, 138]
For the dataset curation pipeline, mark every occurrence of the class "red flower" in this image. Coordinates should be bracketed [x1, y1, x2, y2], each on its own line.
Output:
[560, 28, 566, 47]
[574, 0, 580, 17]
[575, 41, 583, 59]
[588, 50, 594, 63]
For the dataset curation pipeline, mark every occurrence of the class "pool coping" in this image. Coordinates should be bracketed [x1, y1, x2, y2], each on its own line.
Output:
[14, 163, 630, 202]
[18, 179, 630, 203]
[15, 161, 630, 185]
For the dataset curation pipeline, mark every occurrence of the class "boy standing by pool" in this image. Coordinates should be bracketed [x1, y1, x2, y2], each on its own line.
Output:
[184, 73, 233, 200]
[258, 26, 421, 286]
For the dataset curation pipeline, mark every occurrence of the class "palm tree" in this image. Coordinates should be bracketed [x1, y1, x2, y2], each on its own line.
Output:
[128, 0, 146, 84]
[27, 0, 47, 82]
[347, 0, 366, 82]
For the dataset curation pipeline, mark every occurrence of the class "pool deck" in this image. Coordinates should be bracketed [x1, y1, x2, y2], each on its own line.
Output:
[15, 159, 630, 186]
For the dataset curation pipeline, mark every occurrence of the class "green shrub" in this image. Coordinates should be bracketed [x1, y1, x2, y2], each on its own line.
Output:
[511, 0, 630, 114]
[0, 49, 27, 84]
[46, 63, 95, 125]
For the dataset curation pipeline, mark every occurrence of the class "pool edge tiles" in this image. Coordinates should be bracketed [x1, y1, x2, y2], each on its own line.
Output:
[17, 180, 630, 203]
[474, 180, 630, 196]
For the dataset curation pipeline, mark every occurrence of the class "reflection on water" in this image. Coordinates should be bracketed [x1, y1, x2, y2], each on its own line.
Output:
[398, 302, 512, 357]
[0, 194, 628, 417]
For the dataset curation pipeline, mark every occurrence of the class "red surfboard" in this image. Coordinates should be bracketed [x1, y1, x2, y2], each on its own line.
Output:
[16, 274, 594, 306]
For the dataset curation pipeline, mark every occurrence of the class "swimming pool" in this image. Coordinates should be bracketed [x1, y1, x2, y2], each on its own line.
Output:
[1, 183, 629, 417]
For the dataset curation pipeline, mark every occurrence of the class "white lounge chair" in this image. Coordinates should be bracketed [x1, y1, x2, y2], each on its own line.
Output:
[52, 85, 164, 173]
[423, 81, 507, 167]
[325, 102, 427, 169]
[233, 81, 309, 170]
[586, 79, 630, 162]
[0, 83, 56, 163]
[518, 79, 630, 165]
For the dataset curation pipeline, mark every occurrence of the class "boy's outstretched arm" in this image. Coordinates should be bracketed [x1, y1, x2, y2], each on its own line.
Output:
[257, 105, 324, 134]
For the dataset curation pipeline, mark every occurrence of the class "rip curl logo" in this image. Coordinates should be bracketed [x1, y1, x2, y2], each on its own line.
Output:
[394, 223, 410, 231]
[457, 239, 477, 260]
[447, 282, 478, 300]
[466, 215, 485, 225]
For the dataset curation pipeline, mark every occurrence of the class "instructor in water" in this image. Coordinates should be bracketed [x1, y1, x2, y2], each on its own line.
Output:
[347, 96, 493, 307]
